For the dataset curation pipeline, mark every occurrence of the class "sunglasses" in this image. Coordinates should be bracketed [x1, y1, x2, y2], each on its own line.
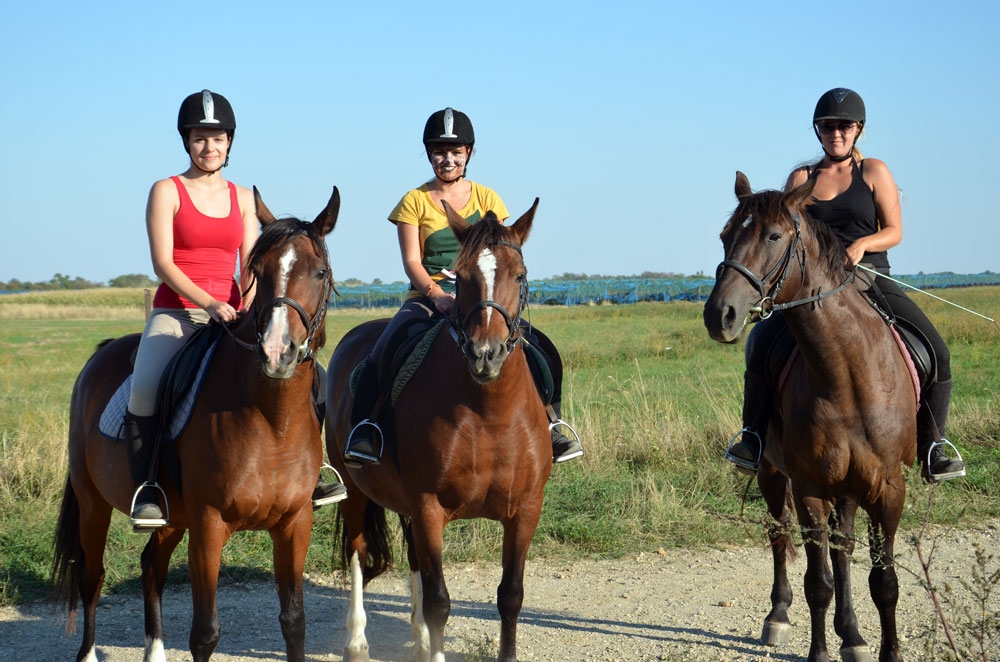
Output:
[816, 121, 858, 135]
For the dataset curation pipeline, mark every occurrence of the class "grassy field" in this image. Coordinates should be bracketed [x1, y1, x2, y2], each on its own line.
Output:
[1, 287, 999, 606]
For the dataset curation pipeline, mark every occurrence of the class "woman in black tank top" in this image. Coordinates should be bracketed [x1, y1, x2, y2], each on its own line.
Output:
[725, 88, 965, 482]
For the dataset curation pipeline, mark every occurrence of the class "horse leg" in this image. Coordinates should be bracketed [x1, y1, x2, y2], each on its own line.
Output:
[186, 518, 229, 662]
[71, 487, 114, 662]
[798, 494, 835, 662]
[757, 467, 795, 647]
[410, 510, 449, 662]
[139, 526, 186, 662]
[496, 507, 542, 662]
[867, 481, 904, 662]
[341, 498, 371, 662]
[268, 506, 313, 662]
[829, 498, 871, 661]
[400, 517, 432, 660]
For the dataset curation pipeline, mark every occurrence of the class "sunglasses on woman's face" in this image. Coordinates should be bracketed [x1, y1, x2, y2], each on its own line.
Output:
[816, 121, 858, 135]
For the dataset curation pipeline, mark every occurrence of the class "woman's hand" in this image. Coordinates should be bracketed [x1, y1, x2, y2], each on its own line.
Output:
[205, 299, 238, 323]
[430, 290, 455, 315]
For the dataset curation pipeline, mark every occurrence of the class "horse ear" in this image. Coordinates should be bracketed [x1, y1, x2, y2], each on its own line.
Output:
[311, 186, 340, 237]
[784, 176, 817, 212]
[254, 186, 277, 226]
[443, 200, 471, 242]
[508, 197, 539, 246]
[735, 171, 752, 200]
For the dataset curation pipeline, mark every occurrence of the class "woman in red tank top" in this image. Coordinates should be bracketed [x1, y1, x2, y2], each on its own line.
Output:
[124, 90, 344, 530]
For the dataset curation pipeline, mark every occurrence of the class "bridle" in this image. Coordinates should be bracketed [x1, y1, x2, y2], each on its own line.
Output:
[716, 211, 854, 319]
[448, 239, 529, 358]
[223, 265, 333, 365]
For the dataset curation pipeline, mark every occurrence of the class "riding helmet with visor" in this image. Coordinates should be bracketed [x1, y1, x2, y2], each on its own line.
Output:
[177, 89, 237, 168]
[813, 88, 865, 161]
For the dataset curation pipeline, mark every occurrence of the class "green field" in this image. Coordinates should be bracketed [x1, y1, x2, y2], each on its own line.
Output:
[1, 287, 999, 606]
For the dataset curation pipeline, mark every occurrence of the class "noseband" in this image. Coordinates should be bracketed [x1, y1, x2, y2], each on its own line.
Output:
[716, 211, 853, 318]
[449, 239, 529, 358]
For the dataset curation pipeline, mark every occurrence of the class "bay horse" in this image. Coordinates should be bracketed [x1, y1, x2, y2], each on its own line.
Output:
[325, 199, 553, 662]
[51, 187, 340, 662]
[703, 172, 916, 662]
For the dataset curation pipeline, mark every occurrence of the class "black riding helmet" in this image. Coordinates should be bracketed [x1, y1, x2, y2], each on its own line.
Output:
[813, 88, 865, 161]
[177, 89, 236, 168]
[423, 107, 475, 179]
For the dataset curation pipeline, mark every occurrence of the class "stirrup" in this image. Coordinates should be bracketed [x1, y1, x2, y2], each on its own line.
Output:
[313, 463, 348, 507]
[129, 481, 169, 531]
[925, 439, 966, 482]
[344, 420, 383, 467]
[724, 428, 762, 475]
[550, 419, 584, 463]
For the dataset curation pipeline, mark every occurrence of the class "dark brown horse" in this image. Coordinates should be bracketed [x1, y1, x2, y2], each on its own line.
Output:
[51, 187, 340, 662]
[703, 173, 915, 662]
[325, 200, 553, 662]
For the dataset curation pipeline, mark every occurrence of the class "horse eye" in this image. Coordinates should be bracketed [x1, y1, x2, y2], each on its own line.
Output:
[767, 232, 782, 243]
[315, 268, 328, 280]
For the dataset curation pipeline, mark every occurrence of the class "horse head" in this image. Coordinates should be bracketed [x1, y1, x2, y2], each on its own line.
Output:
[444, 197, 538, 383]
[247, 186, 340, 378]
[703, 171, 829, 343]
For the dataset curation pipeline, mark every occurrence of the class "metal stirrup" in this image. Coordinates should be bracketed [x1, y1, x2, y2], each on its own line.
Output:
[724, 427, 762, 473]
[925, 438, 966, 481]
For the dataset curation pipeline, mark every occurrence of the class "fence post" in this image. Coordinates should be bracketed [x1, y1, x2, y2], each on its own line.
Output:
[144, 289, 152, 321]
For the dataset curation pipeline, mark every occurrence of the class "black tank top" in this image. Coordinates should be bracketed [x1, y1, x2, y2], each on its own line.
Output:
[806, 160, 889, 270]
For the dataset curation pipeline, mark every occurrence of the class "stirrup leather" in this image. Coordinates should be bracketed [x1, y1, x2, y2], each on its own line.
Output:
[129, 481, 169, 531]
[925, 438, 966, 481]
[724, 427, 762, 474]
[344, 419, 384, 466]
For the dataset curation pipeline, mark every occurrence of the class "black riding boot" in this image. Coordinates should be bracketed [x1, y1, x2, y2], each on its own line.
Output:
[310, 383, 347, 507]
[917, 379, 965, 481]
[725, 370, 772, 474]
[344, 359, 383, 467]
[125, 411, 167, 531]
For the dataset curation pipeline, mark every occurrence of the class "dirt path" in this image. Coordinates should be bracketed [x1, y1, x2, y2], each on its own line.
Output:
[3, 521, 997, 661]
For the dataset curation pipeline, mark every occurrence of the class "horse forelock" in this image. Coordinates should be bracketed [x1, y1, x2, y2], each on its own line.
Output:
[249, 218, 330, 276]
[454, 214, 517, 274]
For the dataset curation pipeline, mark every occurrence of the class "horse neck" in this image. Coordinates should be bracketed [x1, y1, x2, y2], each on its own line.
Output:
[215, 339, 316, 419]
[437, 337, 533, 411]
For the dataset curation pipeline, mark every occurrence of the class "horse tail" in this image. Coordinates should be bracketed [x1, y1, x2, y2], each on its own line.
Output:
[49, 474, 82, 630]
[334, 499, 393, 586]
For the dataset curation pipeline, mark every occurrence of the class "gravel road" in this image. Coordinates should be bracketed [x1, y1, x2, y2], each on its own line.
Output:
[3, 520, 998, 661]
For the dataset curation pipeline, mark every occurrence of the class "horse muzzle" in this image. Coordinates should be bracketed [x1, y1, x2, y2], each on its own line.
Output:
[462, 339, 510, 383]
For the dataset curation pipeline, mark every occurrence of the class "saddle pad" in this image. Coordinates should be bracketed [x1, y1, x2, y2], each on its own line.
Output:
[391, 319, 446, 405]
[98, 340, 219, 442]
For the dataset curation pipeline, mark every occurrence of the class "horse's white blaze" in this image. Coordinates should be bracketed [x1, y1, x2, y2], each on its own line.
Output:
[261, 246, 296, 369]
[144, 636, 166, 662]
[742, 215, 753, 228]
[477, 247, 497, 332]
[410, 570, 431, 658]
[345, 551, 369, 657]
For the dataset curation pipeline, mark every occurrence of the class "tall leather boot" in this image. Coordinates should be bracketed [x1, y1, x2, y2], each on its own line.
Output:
[725, 370, 773, 474]
[917, 379, 965, 481]
[124, 411, 167, 531]
[549, 401, 584, 463]
[344, 359, 383, 467]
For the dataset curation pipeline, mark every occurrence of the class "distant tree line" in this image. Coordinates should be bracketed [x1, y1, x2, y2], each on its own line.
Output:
[0, 273, 158, 292]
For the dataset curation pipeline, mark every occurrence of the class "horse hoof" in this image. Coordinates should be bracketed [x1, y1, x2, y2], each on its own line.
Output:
[839, 644, 873, 662]
[343, 649, 370, 662]
[761, 620, 791, 647]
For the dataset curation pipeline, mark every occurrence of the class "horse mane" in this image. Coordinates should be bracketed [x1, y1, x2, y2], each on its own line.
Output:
[726, 189, 848, 279]
[453, 211, 514, 273]
[247, 218, 331, 275]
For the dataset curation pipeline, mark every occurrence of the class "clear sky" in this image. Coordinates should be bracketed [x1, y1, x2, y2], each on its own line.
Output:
[2, 1, 997, 285]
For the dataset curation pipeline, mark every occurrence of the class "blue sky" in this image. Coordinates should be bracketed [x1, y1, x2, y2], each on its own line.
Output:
[2, 1, 997, 285]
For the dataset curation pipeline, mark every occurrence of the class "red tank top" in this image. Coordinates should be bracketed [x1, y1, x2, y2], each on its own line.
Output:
[153, 177, 244, 309]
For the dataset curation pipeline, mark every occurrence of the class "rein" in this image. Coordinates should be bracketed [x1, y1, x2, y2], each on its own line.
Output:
[716, 211, 854, 319]
[449, 239, 528, 358]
